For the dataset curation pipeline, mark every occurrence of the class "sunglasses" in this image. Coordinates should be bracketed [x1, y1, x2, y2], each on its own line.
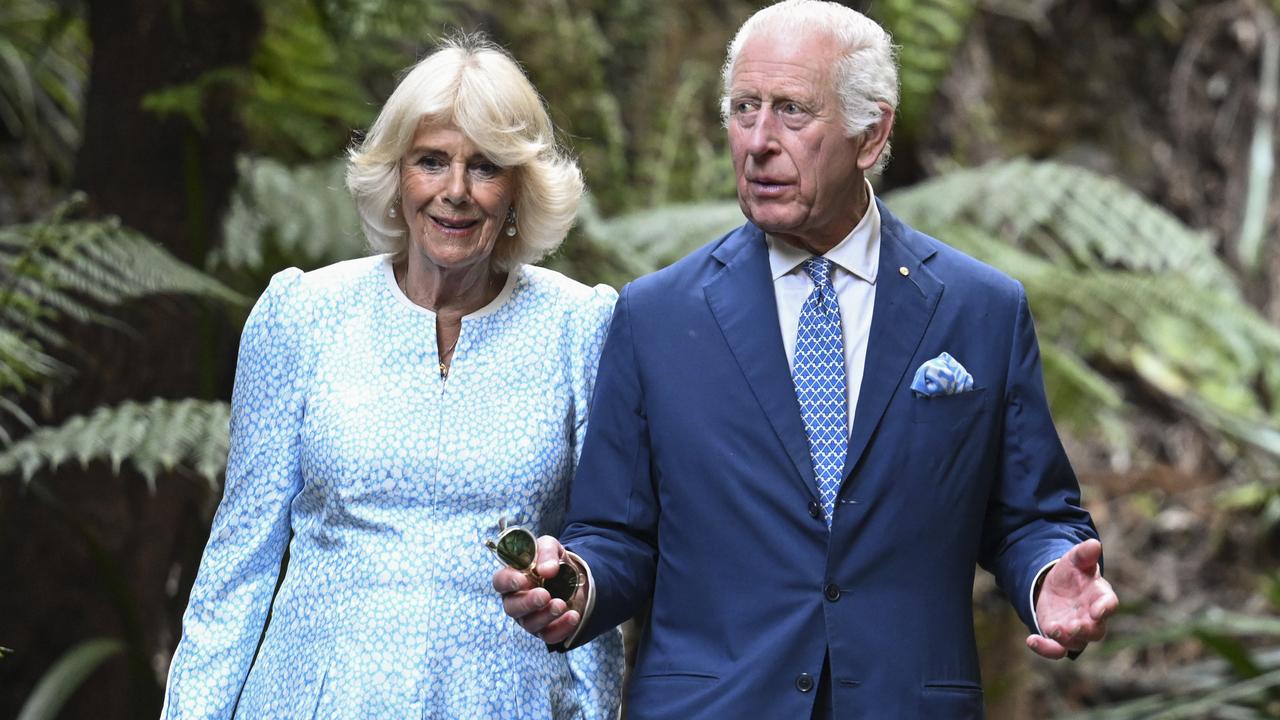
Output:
[485, 523, 580, 602]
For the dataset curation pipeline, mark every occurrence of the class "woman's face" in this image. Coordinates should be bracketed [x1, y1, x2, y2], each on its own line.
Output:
[399, 122, 515, 271]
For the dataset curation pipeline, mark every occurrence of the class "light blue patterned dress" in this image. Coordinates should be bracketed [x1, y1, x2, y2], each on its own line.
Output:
[161, 255, 624, 719]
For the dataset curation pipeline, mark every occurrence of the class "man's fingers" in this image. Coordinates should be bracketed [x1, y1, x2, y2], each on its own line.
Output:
[535, 535, 565, 579]
[539, 609, 581, 645]
[492, 567, 535, 595]
[1026, 634, 1067, 660]
[1091, 588, 1119, 620]
[515, 599, 571, 635]
[1069, 538, 1103, 575]
[501, 587, 552, 619]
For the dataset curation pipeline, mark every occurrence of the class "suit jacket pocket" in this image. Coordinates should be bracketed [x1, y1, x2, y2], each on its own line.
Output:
[627, 672, 720, 719]
[910, 387, 990, 426]
[921, 680, 984, 719]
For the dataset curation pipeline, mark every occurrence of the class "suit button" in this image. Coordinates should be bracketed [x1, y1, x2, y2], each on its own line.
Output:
[824, 583, 841, 602]
[807, 501, 821, 519]
[795, 673, 815, 692]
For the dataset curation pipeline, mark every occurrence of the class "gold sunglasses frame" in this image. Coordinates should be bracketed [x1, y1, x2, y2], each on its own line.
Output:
[485, 524, 581, 602]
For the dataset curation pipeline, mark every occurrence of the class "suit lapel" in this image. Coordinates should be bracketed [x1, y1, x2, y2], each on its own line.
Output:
[705, 223, 818, 498]
[841, 201, 944, 480]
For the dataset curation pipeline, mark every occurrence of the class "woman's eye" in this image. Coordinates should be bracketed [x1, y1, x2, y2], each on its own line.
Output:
[472, 162, 501, 178]
[417, 155, 445, 171]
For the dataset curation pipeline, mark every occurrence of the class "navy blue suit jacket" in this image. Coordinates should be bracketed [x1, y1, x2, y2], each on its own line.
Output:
[561, 201, 1097, 719]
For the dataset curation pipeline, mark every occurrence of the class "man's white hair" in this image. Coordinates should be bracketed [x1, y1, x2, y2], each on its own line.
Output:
[720, 0, 899, 174]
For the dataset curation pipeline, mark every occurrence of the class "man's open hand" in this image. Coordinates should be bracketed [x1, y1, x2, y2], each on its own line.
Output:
[1027, 539, 1119, 659]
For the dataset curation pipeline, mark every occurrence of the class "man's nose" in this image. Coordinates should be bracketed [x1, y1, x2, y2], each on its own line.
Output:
[744, 110, 779, 157]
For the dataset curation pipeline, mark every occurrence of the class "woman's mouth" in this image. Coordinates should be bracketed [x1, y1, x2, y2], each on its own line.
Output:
[430, 215, 480, 234]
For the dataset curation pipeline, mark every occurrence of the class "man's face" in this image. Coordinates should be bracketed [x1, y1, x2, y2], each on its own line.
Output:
[727, 30, 868, 253]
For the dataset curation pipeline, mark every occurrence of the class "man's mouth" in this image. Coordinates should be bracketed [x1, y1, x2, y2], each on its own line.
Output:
[746, 177, 791, 196]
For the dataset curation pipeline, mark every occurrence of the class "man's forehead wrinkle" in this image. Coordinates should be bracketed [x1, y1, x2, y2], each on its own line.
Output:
[733, 57, 828, 82]
[732, 63, 829, 106]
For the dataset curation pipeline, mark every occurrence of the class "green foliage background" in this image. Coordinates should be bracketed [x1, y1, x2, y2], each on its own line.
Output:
[1, 0, 1279, 718]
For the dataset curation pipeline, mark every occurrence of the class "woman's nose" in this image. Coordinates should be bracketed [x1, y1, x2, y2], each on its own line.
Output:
[442, 166, 469, 205]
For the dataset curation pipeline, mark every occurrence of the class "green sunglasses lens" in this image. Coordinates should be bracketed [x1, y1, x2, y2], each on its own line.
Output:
[543, 562, 580, 602]
[495, 528, 536, 569]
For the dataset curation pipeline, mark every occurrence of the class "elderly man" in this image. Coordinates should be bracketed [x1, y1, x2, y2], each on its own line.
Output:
[496, 1, 1118, 717]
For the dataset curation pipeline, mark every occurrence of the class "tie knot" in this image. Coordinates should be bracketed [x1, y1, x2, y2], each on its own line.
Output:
[803, 257, 834, 290]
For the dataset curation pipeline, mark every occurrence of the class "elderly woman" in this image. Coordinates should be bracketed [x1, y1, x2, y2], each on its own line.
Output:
[160, 36, 623, 719]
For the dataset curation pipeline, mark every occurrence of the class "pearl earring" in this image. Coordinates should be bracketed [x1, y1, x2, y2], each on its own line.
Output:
[505, 207, 518, 237]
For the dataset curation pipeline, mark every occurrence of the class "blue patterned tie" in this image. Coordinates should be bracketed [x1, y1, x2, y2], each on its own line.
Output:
[793, 257, 847, 527]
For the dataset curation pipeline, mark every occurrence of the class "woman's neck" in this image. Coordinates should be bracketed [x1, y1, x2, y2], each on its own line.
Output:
[396, 252, 506, 321]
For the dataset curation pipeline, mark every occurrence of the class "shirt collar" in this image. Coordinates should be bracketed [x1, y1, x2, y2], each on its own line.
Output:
[766, 180, 881, 284]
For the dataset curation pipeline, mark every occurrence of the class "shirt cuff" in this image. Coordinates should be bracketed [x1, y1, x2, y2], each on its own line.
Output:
[1030, 559, 1057, 636]
[561, 550, 596, 650]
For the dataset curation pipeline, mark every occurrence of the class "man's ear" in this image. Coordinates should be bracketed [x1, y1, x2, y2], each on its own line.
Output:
[856, 101, 895, 172]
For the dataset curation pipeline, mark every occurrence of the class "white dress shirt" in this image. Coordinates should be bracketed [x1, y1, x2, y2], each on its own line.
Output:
[767, 181, 881, 432]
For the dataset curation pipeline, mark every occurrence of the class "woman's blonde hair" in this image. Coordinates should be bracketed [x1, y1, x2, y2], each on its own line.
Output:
[346, 34, 583, 269]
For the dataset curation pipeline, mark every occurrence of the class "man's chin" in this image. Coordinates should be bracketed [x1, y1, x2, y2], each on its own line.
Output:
[744, 213, 802, 236]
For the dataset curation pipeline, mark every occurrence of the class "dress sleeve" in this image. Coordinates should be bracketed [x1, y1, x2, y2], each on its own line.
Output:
[568, 283, 619, 467]
[562, 283, 625, 719]
[161, 268, 310, 719]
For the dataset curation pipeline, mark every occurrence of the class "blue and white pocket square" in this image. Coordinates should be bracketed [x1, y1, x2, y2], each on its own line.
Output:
[910, 352, 974, 397]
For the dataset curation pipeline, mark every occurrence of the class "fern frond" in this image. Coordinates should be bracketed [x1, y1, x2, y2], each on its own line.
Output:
[0, 398, 230, 489]
[885, 158, 1232, 285]
[577, 195, 744, 272]
[0, 198, 247, 429]
[884, 162, 1280, 468]
[212, 156, 366, 273]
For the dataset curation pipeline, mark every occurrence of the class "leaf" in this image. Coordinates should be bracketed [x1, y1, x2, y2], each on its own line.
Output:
[15, 638, 124, 720]
[0, 398, 232, 487]
[211, 156, 366, 273]
[0, 196, 248, 428]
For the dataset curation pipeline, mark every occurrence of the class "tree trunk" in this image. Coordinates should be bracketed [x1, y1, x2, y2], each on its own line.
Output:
[0, 2, 261, 718]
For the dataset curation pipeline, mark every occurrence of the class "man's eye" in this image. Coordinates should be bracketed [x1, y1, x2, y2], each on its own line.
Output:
[781, 102, 803, 114]
[734, 101, 757, 115]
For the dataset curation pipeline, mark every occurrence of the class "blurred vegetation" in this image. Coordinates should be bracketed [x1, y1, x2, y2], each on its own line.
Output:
[0, 0, 1278, 718]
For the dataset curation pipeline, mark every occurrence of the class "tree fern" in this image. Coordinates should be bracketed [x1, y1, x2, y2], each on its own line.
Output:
[0, 398, 230, 490]
[213, 156, 366, 274]
[0, 197, 246, 435]
[885, 159, 1280, 468]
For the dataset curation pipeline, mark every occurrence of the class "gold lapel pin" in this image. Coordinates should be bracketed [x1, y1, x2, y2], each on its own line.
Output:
[898, 266, 910, 277]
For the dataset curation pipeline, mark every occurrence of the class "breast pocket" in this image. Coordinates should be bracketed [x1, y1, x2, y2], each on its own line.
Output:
[910, 387, 991, 428]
